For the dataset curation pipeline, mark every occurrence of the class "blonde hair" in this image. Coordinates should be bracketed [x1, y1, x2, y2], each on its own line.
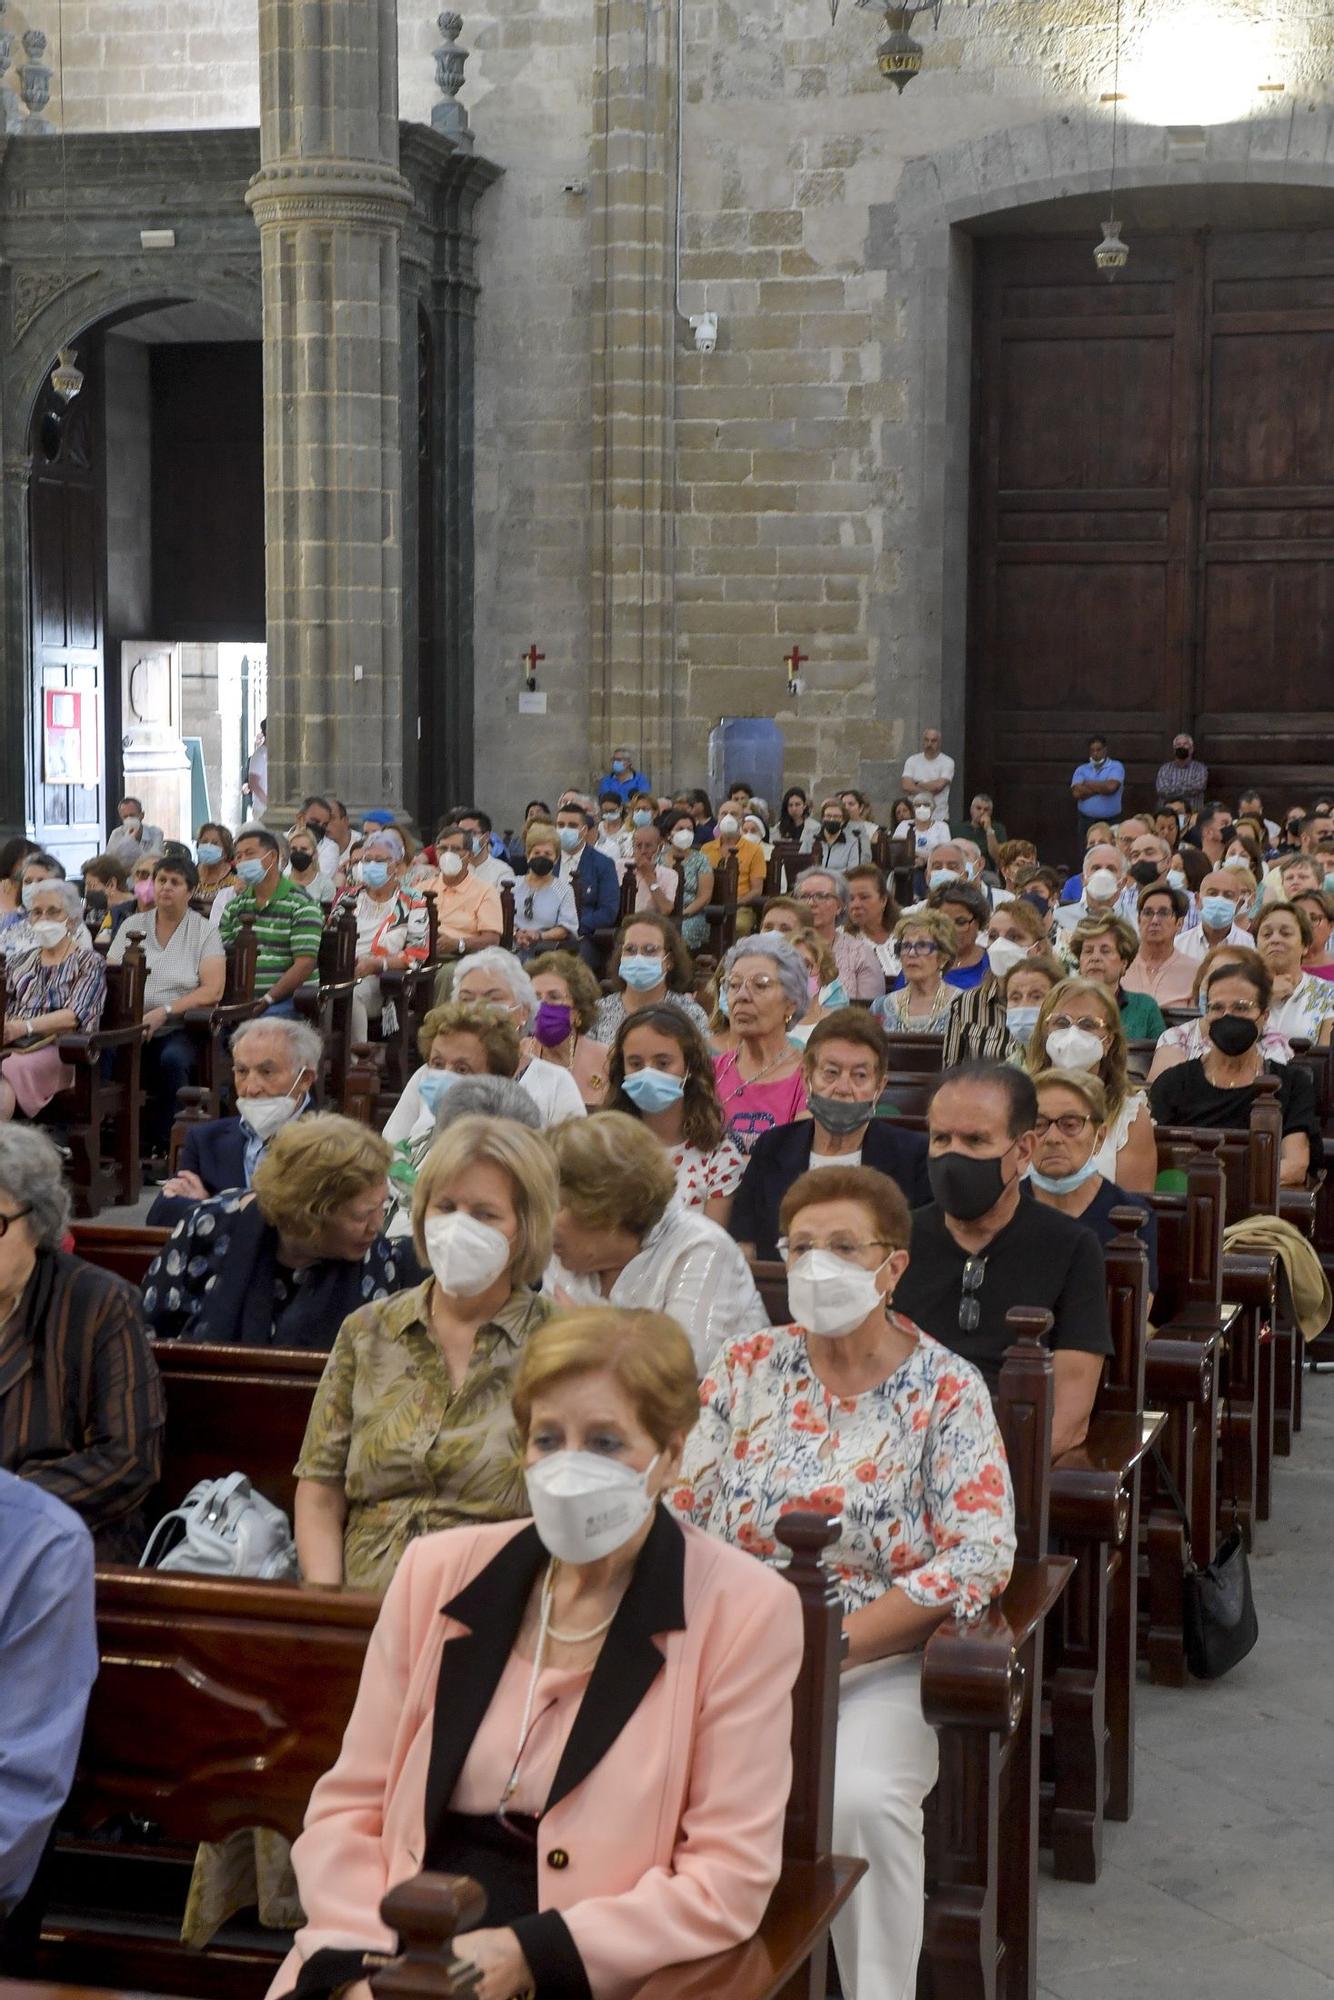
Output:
[512, 1306, 700, 1448]
[524, 820, 558, 856]
[893, 906, 959, 967]
[411, 1115, 557, 1284]
[549, 1111, 676, 1237]
[1026, 977, 1130, 1120]
[252, 1113, 391, 1239]
[417, 1000, 521, 1076]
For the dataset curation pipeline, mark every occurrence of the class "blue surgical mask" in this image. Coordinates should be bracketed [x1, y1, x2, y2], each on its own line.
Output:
[20, 882, 39, 909]
[236, 857, 267, 886]
[418, 1069, 460, 1116]
[1324, 873, 1334, 896]
[819, 976, 849, 1009]
[1006, 1003, 1041, 1040]
[632, 809, 654, 828]
[558, 826, 581, 851]
[1201, 894, 1236, 931]
[1031, 1158, 1102, 1196]
[619, 952, 665, 992]
[196, 842, 223, 867]
[1167, 868, 1187, 891]
[621, 1068, 686, 1114]
[361, 860, 391, 889]
[716, 985, 730, 1020]
[929, 868, 960, 891]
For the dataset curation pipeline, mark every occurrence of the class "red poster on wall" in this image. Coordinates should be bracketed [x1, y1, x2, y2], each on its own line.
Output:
[43, 687, 98, 785]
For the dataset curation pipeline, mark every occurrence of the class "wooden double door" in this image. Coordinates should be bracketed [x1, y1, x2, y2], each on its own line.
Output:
[968, 225, 1334, 859]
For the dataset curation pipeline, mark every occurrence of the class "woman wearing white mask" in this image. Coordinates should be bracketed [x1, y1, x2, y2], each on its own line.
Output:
[940, 900, 1054, 1064]
[1025, 977, 1157, 1192]
[0, 879, 105, 1122]
[293, 1116, 557, 1593]
[1030, 1069, 1159, 1300]
[675, 1164, 1014, 2000]
[274, 1306, 804, 2000]
[330, 830, 430, 1042]
[143, 1113, 400, 1353]
[660, 807, 714, 951]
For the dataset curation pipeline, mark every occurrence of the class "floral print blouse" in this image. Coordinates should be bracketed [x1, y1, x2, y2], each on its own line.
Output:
[673, 1319, 1015, 1619]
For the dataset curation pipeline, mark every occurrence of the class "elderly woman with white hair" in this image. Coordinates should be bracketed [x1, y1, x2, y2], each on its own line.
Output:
[383, 948, 586, 1140]
[0, 878, 106, 1122]
[330, 829, 431, 1044]
[0, 1124, 162, 1559]
[711, 931, 809, 1152]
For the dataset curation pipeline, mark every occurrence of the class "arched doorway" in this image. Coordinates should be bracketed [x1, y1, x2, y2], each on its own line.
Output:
[26, 296, 264, 868]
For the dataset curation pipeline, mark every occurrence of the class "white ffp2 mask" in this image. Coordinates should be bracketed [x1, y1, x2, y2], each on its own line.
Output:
[525, 1450, 660, 1565]
[237, 1091, 300, 1142]
[423, 1211, 511, 1297]
[786, 1248, 887, 1340]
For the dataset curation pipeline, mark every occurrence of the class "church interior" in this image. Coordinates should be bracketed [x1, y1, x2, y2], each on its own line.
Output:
[2, 4, 1334, 2000]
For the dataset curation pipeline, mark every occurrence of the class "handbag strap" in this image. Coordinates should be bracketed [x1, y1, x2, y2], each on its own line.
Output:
[1149, 1442, 1191, 1538]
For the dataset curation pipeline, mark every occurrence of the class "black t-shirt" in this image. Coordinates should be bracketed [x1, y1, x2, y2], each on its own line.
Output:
[894, 1194, 1113, 1392]
[1148, 1058, 1323, 1168]
[1079, 1178, 1159, 1296]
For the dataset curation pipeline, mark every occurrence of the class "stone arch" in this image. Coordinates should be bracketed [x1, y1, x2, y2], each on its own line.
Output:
[864, 105, 1334, 767]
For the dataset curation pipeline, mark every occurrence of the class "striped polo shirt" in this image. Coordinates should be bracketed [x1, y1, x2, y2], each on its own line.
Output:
[219, 874, 324, 992]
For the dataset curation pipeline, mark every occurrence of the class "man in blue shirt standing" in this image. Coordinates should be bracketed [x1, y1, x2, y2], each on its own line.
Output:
[0, 1470, 98, 1927]
[597, 745, 650, 804]
[1070, 735, 1125, 858]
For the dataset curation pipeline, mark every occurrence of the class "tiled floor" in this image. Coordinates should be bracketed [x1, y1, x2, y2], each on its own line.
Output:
[1036, 1368, 1334, 1998]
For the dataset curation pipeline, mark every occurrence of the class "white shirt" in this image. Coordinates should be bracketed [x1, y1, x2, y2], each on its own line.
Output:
[384, 1057, 587, 1145]
[473, 853, 516, 890]
[1055, 891, 1139, 935]
[901, 751, 955, 822]
[107, 906, 223, 1011]
[1172, 921, 1250, 962]
[544, 1198, 769, 1370]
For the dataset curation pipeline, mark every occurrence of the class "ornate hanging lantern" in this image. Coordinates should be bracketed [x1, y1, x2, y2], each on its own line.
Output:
[50, 347, 83, 402]
[877, 9, 925, 89]
[1093, 218, 1129, 275]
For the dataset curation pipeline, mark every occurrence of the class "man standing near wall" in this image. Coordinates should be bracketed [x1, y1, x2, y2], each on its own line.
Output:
[902, 728, 955, 824]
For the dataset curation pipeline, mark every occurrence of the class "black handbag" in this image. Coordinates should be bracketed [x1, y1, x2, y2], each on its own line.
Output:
[1150, 1444, 1259, 1680]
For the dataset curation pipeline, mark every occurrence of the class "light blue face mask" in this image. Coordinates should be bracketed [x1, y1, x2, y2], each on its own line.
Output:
[1201, 894, 1236, 931]
[632, 809, 654, 828]
[619, 953, 664, 992]
[196, 842, 223, 867]
[1006, 1004, 1041, 1040]
[1324, 873, 1334, 896]
[929, 868, 960, 892]
[20, 882, 39, 910]
[621, 1067, 686, 1114]
[1030, 1158, 1102, 1196]
[1167, 868, 1187, 891]
[716, 985, 730, 1020]
[361, 860, 391, 889]
[236, 857, 267, 886]
[819, 976, 849, 1009]
[558, 826, 581, 851]
[418, 1069, 460, 1116]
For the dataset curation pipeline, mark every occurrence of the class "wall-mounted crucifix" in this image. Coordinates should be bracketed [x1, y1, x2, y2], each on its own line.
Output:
[522, 643, 545, 692]
[785, 644, 807, 698]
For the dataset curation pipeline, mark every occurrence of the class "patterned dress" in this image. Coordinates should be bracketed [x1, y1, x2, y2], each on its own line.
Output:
[670, 1137, 747, 1210]
[294, 1280, 553, 1591]
[674, 1319, 1015, 1618]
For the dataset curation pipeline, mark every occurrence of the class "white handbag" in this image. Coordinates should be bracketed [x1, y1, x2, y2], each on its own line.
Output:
[140, 1472, 299, 1581]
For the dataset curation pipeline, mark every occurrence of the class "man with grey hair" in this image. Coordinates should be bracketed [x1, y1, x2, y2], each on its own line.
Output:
[147, 1015, 322, 1224]
[795, 868, 886, 1001]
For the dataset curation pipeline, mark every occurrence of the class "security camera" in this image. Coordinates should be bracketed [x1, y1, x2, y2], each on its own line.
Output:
[689, 312, 718, 355]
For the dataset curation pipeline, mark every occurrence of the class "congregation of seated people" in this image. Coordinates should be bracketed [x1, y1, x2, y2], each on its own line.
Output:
[3, 752, 1333, 2000]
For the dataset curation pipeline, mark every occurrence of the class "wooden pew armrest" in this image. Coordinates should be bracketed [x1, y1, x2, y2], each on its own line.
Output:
[180, 999, 265, 1032]
[628, 1857, 865, 2000]
[920, 1554, 1074, 1733]
[57, 1023, 144, 1063]
[1220, 1249, 1279, 1310]
[1145, 1332, 1221, 1405]
[1278, 1185, 1318, 1239]
[1051, 1411, 1165, 1542]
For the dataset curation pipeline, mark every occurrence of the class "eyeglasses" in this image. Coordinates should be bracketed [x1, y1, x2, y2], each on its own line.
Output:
[0, 1205, 32, 1237]
[1034, 1113, 1095, 1138]
[629, 944, 668, 961]
[959, 1255, 987, 1334]
[899, 939, 939, 957]
[779, 1236, 892, 1262]
[799, 890, 837, 903]
[1049, 1015, 1107, 1035]
[724, 973, 779, 997]
[811, 1063, 880, 1090]
[1203, 1000, 1261, 1019]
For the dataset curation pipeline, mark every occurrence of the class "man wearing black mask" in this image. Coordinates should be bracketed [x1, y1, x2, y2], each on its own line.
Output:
[894, 1063, 1112, 1459]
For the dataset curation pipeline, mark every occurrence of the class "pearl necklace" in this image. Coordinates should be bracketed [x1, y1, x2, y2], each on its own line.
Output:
[545, 1558, 619, 1642]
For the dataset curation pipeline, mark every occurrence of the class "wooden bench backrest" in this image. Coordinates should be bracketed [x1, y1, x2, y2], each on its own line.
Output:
[1154, 1075, 1282, 1224]
[880, 1030, 945, 1074]
[998, 1308, 1056, 1558]
[1147, 1140, 1226, 1325]
[71, 1222, 170, 1289]
[1101, 1206, 1151, 1414]
[151, 1340, 325, 1519]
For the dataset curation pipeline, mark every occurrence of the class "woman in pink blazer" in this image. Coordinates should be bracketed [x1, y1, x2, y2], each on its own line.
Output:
[272, 1305, 804, 2000]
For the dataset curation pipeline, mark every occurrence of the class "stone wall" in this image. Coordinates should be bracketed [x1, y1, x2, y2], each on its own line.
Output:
[50, 0, 1334, 820]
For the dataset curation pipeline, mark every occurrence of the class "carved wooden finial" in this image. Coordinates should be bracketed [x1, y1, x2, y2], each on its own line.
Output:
[371, 1873, 487, 1998]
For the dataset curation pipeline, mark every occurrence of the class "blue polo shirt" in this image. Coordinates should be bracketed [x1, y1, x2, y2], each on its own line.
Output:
[1071, 758, 1125, 820]
[597, 766, 650, 803]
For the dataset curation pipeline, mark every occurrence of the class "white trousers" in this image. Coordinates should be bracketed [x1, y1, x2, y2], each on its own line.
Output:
[830, 1653, 939, 2000]
[351, 975, 383, 1048]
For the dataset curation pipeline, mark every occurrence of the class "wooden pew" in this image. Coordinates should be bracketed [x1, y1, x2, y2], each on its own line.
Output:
[178, 913, 262, 1121]
[150, 1341, 325, 1519]
[919, 1311, 1074, 2000]
[1041, 1209, 1163, 1882]
[296, 907, 360, 1115]
[71, 1222, 170, 1288]
[55, 941, 147, 1217]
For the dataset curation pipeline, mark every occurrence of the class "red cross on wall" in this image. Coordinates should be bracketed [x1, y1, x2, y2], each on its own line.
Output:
[523, 644, 545, 690]
[785, 644, 807, 694]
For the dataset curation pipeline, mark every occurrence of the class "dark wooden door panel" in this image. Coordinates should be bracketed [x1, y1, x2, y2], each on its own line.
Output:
[970, 223, 1334, 858]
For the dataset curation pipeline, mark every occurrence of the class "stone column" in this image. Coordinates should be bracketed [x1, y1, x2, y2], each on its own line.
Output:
[247, 0, 411, 820]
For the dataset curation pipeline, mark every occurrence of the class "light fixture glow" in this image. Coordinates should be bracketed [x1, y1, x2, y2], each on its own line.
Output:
[1121, 9, 1278, 128]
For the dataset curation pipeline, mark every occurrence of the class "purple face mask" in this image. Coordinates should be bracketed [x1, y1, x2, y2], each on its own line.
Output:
[533, 1000, 573, 1048]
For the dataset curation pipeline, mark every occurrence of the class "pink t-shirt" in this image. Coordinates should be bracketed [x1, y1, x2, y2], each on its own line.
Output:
[713, 1050, 808, 1155]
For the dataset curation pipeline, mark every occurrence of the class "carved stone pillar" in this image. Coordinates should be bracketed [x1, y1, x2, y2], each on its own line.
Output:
[247, 0, 411, 819]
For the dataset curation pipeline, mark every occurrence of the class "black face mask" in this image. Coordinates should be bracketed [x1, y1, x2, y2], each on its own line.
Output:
[808, 1093, 875, 1139]
[1129, 860, 1161, 886]
[928, 1146, 1014, 1223]
[527, 854, 555, 878]
[290, 849, 315, 871]
[1174, 747, 1190, 760]
[1208, 1014, 1260, 1058]
[822, 819, 844, 841]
